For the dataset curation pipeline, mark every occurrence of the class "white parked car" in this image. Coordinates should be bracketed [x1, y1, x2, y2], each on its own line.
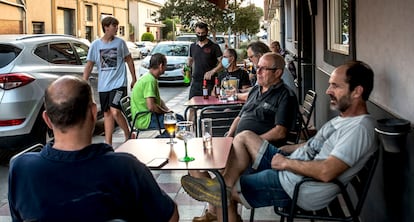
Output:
[126, 41, 142, 59]
[139, 41, 191, 85]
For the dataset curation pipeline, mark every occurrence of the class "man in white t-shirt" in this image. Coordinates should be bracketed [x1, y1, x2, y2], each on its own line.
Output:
[181, 60, 377, 222]
[83, 16, 136, 145]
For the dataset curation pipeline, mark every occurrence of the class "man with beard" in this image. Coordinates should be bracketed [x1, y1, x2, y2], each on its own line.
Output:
[181, 61, 377, 222]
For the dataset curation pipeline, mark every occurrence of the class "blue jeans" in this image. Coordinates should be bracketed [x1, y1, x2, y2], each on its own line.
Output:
[236, 141, 291, 209]
[148, 113, 184, 129]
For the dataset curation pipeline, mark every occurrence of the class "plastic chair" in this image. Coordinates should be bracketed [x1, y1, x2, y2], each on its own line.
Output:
[120, 96, 162, 139]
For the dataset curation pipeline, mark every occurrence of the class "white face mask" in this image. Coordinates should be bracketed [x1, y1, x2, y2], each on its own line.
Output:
[221, 57, 230, 69]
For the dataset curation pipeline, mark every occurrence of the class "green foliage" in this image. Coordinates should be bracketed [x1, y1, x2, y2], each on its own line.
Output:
[236, 48, 247, 63]
[129, 23, 135, 35]
[162, 18, 179, 40]
[157, 0, 226, 34]
[141, 32, 155, 42]
[157, 0, 263, 43]
[232, 5, 263, 35]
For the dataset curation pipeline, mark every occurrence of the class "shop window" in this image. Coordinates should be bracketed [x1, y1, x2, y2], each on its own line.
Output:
[324, 0, 355, 66]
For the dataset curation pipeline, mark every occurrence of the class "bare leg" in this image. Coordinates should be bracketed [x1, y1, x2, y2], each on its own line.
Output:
[188, 170, 217, 216]
[104, 111, 115, 145]
[110, 107, 130, 141]
[222, 130, 265, 187]
[215, 200, 239, 222]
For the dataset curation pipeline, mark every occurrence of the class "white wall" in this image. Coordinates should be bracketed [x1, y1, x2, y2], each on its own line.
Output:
[315, 0, 414, 124]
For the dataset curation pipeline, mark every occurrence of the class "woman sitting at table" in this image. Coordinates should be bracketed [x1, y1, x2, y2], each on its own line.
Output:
[212, 48, 251, 98]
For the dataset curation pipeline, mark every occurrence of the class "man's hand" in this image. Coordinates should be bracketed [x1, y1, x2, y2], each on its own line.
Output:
[204, 70, 215, 80]
[271, 153, 288, 170]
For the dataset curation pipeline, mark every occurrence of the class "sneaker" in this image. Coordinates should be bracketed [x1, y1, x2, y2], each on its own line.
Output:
[181, 175, 230, 207]
[192, 209, 217, 222]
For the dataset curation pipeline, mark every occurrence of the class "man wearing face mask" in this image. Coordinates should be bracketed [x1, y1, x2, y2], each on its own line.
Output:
[187, 22, 223, 99]
[212, 48, 251, 96]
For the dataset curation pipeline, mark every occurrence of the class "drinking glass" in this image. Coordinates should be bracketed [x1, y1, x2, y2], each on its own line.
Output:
[176, 121, 195, 162]
[164, 113, 177, 144]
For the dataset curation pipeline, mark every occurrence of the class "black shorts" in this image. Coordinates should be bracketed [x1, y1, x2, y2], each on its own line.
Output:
[99, 87, 127, 112]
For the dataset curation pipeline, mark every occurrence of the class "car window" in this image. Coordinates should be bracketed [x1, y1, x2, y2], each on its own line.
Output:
[34, 43, 78, 65]
[0, 44, 21, 68]
[73, 43, 89, 65]
[153, 44, 189, 56]
[215, 37, 225, 44]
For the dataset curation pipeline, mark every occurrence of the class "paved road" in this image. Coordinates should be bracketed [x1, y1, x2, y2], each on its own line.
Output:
[0, 58, 188, 219]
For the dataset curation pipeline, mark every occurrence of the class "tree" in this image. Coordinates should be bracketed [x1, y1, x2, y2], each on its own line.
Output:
[156, 0, 226, 36]
[232, 5, 263, 35]
[156, 0, 262, 39]
[161, 17, 180, 40]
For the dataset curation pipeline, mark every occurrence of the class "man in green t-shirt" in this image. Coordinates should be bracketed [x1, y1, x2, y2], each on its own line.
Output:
[131, 53, 183, 129]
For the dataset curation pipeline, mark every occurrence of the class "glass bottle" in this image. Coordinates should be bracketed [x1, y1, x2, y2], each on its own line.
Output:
[203, 79, 208, 99]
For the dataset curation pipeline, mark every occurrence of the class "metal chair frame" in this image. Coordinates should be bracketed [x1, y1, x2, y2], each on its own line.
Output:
[274, 149, 379, 222]
[198, 104, 242, 137]
[248, 149, 379, 222]
[300, 90, 317, 140]
[10, 143, 44, 163]
[120, 96, 162, 139]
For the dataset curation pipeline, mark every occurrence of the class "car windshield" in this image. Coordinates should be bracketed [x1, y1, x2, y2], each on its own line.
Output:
[152, 44, 189, 56]
[176, 36, 197, 42]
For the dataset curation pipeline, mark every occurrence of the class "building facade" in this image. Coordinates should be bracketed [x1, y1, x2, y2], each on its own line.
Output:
[0, 0, 130, 42]
[129, 0, 163, 41]
[265, 0, 414, 221]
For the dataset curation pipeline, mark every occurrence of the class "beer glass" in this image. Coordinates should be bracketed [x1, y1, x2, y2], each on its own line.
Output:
[176, 121, 195, 162]
[164, 113, 177, 144]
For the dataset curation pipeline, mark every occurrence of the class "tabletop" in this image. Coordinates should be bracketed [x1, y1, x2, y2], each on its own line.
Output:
[115, 137, 233, 170]
[184, 96, 245, 107]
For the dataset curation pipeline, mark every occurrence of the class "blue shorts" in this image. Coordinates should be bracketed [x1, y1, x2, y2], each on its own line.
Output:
[236, 140, 291, 209]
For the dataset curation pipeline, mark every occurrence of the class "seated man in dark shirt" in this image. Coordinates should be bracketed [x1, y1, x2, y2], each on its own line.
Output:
[8, 75, 179, 222]
[227, 52, 299, 147]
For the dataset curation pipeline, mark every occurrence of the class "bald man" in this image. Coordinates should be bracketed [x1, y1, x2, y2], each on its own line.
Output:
[8, 75, 179, 222]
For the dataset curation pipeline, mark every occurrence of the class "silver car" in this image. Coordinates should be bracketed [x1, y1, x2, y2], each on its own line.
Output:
[0, 34, 98, 154]
[139, 41, 191, 85]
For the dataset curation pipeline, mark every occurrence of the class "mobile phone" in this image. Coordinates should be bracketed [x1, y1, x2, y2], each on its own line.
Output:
[147, 158, 168, 169]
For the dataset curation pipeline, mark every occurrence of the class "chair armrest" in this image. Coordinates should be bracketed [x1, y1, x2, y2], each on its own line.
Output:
[288, 177, 347, 217]
[132, 110, 152, 129]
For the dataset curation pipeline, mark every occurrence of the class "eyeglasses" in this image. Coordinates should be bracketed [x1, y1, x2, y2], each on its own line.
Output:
[256, 66, 278, 72]
[248, 55, 256, 60]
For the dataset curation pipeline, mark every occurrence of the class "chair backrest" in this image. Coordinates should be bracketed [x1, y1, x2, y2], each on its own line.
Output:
[347, 148, 380, 216]
[10, 143, 43, 164]
[120, 96, 133, 129]
[285, 112, 302, 144]
[199, 105, 242, 137]
[301, 90, 317, 130]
